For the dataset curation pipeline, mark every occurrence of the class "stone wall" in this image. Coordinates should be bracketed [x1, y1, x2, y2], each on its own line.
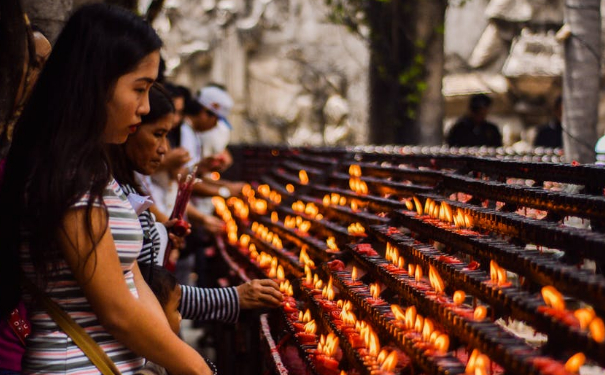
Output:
[148, 0, 369, 145]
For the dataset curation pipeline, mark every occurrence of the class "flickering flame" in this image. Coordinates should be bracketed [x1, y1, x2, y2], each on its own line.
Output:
[542, 286, 565, 311]
[302, 309, 311, 323]
[279, 280, 289, 293]
[565, 352, 585, 373]
[242, 184, 253, 198]
[254, 200, 267, 215]
[331, 193, 341, 205]
[391, 304, 405, 321]
[292, 201, 305, 212]
[453, 290, 466, 306]
[429, 265, 445, 293]
[474, 306, 487, 321]
[339, 196, 347, 206]
[422, 318, 435, 342]
[305, 203, 319, 217]
[286, 184, 295, 193]
[276, 265, 285, 281]
[415, 265, 423, 282]
[349, 177, 368, 195]
[574, 308, 596, 330]
[239, 234, 250, 248]
[305, 268, 312, 285]
[443, 202, 453, 222]
[435, 334, 450, 354]
[351, 266, 358, 281]
[299, 170, 309, 185]
[258, 184, 270, 197]
[464, 213, 473, 228]
[414, 314, 424, 333]
[314, 278, 323, 290]
[324, 333, 339, 357]
[397, 256, 405, 269]
[590, 317, 605, 343]
[370, 283, 380, 300]
[351, 200, 358, 211]
[271, 211, 278, 223]
[304, 320, 317, 334]
[268, 262, 278, 279]
[405, 306, 417, 330]
[368, 330, 380, 357]
[326, 236, 339, 252]
[380, 350, 398, 371]
[405, 198, 414, 211]
[489, 260, 508, 286]
[249, 245, 259, 259]
[465, 349, 480, 374]
[425, 198, 434, 217]
[322, 277, 335, 301]
[413, 196, 423, 215]
[408, 264, 415, 277]
[341, 309, 357, 326]
[349, 164, 362, 177]
[323, 194, 331, 207]
[348, 222, 366, 235]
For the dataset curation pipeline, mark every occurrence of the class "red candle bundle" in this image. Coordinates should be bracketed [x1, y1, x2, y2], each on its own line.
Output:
[163, 169, 201, 267]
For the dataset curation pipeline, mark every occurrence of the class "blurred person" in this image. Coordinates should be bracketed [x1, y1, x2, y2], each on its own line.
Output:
[0, 4, 212, 374]
[446, 94, 502, 147]
[534, 96, 563, 148]
[108, 83, 283, 326]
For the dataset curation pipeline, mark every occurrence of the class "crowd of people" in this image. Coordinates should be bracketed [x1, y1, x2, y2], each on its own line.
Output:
[0, 4, 281, 375]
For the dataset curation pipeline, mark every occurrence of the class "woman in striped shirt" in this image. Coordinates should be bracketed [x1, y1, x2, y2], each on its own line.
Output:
[0, 4, 212, 374]
[109, 83, 284, 325]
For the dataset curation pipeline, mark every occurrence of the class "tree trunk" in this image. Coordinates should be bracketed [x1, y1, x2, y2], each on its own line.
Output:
[415, 0, 447, 145]
[21, 0, 73, 44]
[367, 0, 447, 145]
[562, 0, 600, 164]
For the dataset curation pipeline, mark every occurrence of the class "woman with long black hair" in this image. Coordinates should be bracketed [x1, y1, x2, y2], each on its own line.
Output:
[0, 4, 211, 374]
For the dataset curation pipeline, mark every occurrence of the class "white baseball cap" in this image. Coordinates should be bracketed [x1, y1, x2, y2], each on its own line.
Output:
[196, 86, 234, 129]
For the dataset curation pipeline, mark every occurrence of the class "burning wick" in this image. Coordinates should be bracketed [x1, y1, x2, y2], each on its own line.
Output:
[299, 170, 309, 185]
[351, 266, 358, 281]
[574, 308, 596, 330]
[286, 184, 295, 193]
[589, 317, 605, 343]
[541, 286, 565, 311]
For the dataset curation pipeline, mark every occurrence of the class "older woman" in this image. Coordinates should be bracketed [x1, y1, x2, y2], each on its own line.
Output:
[109, 83, 283, 326]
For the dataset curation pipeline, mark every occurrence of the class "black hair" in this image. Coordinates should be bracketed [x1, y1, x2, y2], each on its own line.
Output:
[110, 83, 175, 195]
[184, 95, 203, 116]
[163, 82, 189, 100]
[0, 3, 162, 317]
[138, 262, 178, 307]
[469, 94, 492, 113]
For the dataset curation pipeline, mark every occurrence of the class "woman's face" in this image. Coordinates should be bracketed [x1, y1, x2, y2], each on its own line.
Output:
[125, 113, 174, 175]
[104, 50, 160, 144]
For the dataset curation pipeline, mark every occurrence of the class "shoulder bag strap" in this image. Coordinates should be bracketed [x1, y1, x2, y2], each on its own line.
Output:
[23, 279, 122, 375]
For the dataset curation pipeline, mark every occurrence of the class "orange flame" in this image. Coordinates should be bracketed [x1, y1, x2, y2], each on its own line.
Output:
[258, 184, 270, 197]
[422, 318, 435, 342]
[276, 265, 285, 281]
[324, 333, 339, 357]
[405, 199, 414, 211]
[453, 290, 466, 306]
[299, 170, 309, 185]
[405, 306, 417, 330]
[349, 164, 362, 177]
[286, 184, 295, 193]
[429, 265, 445, 293]
[413, 196, 423, 215]
[489, 260, 508, 286]
[415, 265, 423, 282]
[408, 264, 416, 277]
[474, 306, 487, 321]
[271, 211, 278, 223]
[351, 266, 358, 281]
[326, 236, 339, 252]
[348, 222, 366, 235]
[370, 283, 380, 300]
[435, 334, 450, 354]
[302, 309, 311, 323]
[304, 320, 317, 334]
[239, 234, 250, 248]
[565, 353, 585, 373]
[323, 194, 331, 207]
[380, 350, 398, 371]
[574, 308, 596, 330]
[414, 314, 424, 333]
[339, 196, 347, 206]
[465, 349, 480, 374]
[292, 201, 305, 212]
[305, 202, 319, 217]
[391, 304, 405, 321]
[368, 330, 380, 357]
[299, 220, 311, 233]
[590, 317, 605, 343]
[351, 200, 358, 211]
[542, 286, 566, 311]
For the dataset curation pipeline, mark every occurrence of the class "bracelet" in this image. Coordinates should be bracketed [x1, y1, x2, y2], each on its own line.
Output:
[218, 186, 231, 198]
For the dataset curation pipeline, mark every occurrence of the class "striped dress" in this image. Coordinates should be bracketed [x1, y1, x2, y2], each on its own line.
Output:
[21, 179, 145, 374]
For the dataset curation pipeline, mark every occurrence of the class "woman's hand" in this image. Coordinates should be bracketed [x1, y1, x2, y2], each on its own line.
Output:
[163, 218, 190, 249]
[236, 279, 283, 309]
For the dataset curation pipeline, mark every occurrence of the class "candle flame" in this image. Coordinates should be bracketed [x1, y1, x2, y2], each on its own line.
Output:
[292, 200, 305, 212]
[299, 170, 309, 185]
[408, 264, 415, 278]
[271, 211, 278, 223]
[286, 184, 295, 193]
[429, 265, 445, 293]
[542, 286, 565, 311]
[397, 256, 405, 269]
[414, 314, 424, 333]
[304, 203, 319, 217]
[435, 334, 450, 354]
[258, 184, 270, 197]
[323, 194, 331, 207]
[368, 330, 380, 357]
[349, 164, 362, 177]
[351, 200, 358, 211]
[453, 290, 466, 306]
[391, 304, 405, 321]
[489, 260, 508, 286]
[299, 220, 311, 233]
[474, 306, 487, 321]
[324, 333, 339, 357]
[413, 196, 423, 215]
[351, 266, 358, 281]
[415, 265, 423, 282]
[302, 309, 311, 322]
[574, 308, 596, 330]
[370, 283, 380, 300]
[326, 236, 339, 252]
[348, 222, 366, 236]
[443, 202, 453, 222]
[565, 353, 585, 373]
[422, 318, 435, 342]
[465, 349, 480, 374]
[239, 234, 250, 248]
[339, 196, 347, 206]
[590, 317, 605, 343]
[304, 320, 317, 334]
[405, 306, 417, 330]
[405, 198, 414, 211]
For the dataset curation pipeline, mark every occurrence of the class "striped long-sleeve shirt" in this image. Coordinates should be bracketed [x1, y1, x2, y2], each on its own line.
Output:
[121, 183, 240, 323]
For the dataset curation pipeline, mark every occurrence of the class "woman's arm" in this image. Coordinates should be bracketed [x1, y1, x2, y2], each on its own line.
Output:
[58, 207, 211, 375]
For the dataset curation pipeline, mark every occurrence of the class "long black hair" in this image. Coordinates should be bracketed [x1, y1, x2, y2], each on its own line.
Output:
[0, 3, 162, 317]
[110, 83, 174, 195]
